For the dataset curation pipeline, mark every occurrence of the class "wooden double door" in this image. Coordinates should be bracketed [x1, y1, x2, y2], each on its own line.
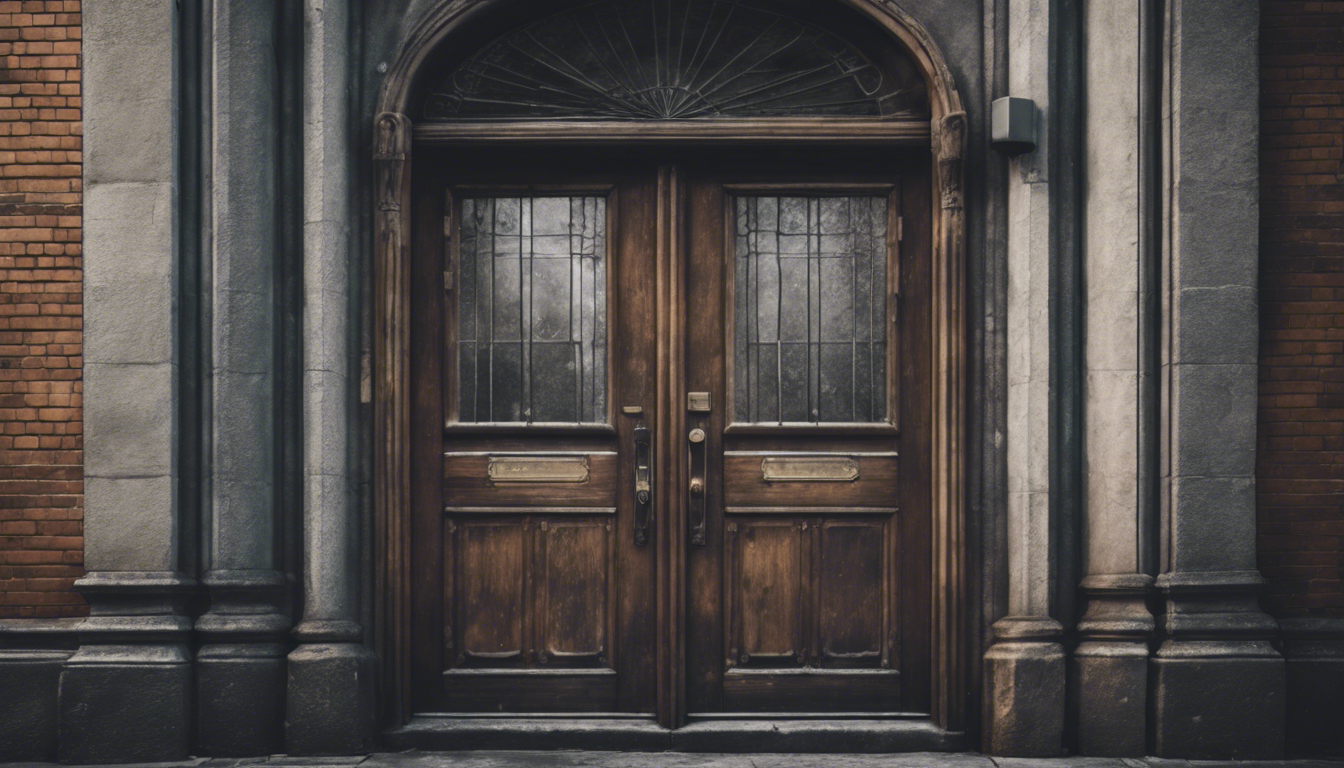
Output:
[408, 146, 932, 723]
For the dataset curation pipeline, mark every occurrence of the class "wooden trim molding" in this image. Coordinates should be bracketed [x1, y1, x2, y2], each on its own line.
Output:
[412, 118, 931, 145]
[374, 0, 969, 735]
[654, 165, 689, 728]
[930, 109, 968, 731]
[374, 111, 413, 723]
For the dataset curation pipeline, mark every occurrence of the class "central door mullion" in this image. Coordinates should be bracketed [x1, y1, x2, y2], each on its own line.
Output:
[654, 164, 688, 728]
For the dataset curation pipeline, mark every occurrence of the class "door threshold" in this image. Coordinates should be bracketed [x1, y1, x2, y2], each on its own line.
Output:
[384, 715, 967, 753]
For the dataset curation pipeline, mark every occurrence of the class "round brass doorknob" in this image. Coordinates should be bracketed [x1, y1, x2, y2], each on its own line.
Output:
[689, 428, 706, 443]
[689, 478, 705, 497]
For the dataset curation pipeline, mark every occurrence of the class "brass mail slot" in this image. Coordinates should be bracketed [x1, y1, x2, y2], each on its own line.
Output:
[487, 455, 590, 484]
[760, 456, 860, 483]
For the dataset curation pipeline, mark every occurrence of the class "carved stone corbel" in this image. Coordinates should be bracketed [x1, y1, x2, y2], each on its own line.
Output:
[935, 111, 967, 212]
[375, 111, 411, 252]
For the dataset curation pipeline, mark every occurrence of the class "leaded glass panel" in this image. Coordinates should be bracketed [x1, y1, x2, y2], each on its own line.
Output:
[458, 196, 607, 424]
[733, 196, 888, 425]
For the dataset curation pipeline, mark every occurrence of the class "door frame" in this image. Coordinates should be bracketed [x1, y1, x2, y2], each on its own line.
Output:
[372, 0, 968, 734]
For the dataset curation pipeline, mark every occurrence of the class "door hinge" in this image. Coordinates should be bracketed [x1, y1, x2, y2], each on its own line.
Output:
[444, 268, 454, 292]
[896, 215, 904, 242]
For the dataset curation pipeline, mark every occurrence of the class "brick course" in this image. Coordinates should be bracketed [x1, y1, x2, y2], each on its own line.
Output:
[1258, 0, 1344, 618]
[0, 0, 84, 619]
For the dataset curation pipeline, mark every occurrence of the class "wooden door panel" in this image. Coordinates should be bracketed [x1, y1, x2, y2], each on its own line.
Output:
[684, 154, 927, 717]
[455, 520, 528, 663]
[539, 520, 613, 665]
[816, 519, 888, 666]
[727, 520, 804, 667]
[445, 514, 618, 666]
[724, 515, 896, 669]
[721, 513, 899, 712]
[442, 451, 618, 507]
[722, 451, 899, 508]
[412, 155, 663, 715]
[444, 512, 618, 711]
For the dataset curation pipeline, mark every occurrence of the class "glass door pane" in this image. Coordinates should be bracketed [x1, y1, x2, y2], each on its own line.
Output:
[457, 195, 608, 424]
[732, 195, 889, 425]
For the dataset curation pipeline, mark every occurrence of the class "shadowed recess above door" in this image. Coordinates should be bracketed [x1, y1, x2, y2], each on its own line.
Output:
[420, 0, 930, 121]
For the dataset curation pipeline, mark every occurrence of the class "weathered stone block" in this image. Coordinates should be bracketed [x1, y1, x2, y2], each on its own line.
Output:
[0, 650, 68, 762]
[1072, 643, 1147, 757]
[983, 620, 1065, 757]
[286, 642, 376, 755]
[196, 645, 287, 756]
[1151, 652, 1285, 759]
[57, 645, 192, 764]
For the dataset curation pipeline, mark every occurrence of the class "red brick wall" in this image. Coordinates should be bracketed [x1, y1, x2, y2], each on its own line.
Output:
[0, 0, 84, 619]
[1258, 0, 1344, 619]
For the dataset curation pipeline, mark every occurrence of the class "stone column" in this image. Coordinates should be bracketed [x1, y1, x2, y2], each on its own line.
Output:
[61, 3, 193, 763]
[286, 0, 375, 754]
[982, 0, 1066, 756]
[193, 0, 289, 756]
[1153, 0, 1285, 759]
[1073, 0, 1158, 756]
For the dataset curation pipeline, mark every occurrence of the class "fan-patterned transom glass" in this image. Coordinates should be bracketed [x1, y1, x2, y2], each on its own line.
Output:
[423, 0, 928, 121]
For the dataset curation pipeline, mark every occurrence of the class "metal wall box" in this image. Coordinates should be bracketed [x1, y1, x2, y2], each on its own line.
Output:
[991, 96, 1036, 156]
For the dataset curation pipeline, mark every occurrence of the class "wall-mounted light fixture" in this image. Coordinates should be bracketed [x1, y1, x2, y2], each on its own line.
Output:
[991, 96, 1037, 156]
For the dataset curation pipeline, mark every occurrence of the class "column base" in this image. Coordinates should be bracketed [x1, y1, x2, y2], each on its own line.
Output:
[196, 642, 288, 756]
[1281, 617, 1344, 757]
[57, 572, 195, 764]
[286, 625, 375, 755]
[1071, 574, 1153, 756]
[194, 572, 290, 756]
[982, 616, 1065, 757]
[58, 643, 192, 764]
[1151, 571, 1285, 760]
[1152, 645, 1285, 759]
[1073, 642, 1148, 756]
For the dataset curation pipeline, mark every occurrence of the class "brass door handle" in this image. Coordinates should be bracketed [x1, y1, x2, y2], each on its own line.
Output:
[688, 427, 707, 547]
[633, 424, 652, 546]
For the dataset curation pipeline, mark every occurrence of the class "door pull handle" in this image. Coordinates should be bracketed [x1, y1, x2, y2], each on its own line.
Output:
[688, 427, 707, 547]
[633, 424, 652, 546]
